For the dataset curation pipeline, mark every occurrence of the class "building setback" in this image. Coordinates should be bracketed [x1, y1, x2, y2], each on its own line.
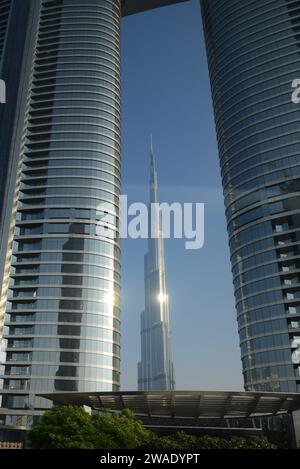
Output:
[138, 144, 175, 391]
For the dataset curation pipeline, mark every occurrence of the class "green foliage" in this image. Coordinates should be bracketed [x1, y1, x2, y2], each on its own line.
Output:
[228, 435, 277, 449]
[141, 431, 277, 450]
[28, 406, 277, 450]
[28, 406, 152, 449]
[92, 408, 152, 449]
[28, 405, 95, 449]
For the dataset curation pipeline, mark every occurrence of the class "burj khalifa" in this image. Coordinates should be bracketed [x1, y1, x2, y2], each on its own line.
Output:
[138, 143, 175, 391]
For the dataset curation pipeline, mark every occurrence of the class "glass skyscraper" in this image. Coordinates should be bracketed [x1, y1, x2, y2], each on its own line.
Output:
[201, 0, 300, 393]
[0, 0, 123, 430]
[0, 0, 188, 434]
[138, 145, 175, 391]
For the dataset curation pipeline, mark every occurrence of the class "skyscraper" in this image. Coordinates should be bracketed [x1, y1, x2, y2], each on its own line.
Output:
[0, 0, 188, 434]
[0, 0, 122, 430]
[138, 143, 175, 391]
[201, 0, 300, 393]
[0, 0, 34, 342]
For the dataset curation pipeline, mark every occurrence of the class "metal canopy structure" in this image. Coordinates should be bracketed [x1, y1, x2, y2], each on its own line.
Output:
[40, 390, 300, 419]
[121, 0, 190, 17]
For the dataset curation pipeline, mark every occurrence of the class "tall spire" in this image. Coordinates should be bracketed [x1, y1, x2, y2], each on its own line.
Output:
[150, 134, 155, 177]
[138, 141, 175, 391]
[150, 134, 158, 206]
[150, 133, 156, 172]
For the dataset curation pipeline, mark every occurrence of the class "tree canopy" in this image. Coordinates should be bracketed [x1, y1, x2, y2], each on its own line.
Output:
[28, 405, 277, 449]
[28, 406, 151, 449]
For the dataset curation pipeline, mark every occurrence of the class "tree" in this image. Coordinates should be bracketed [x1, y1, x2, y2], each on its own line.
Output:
[141, 431, 277, 450]
[228, 435, 277, 449]
[28, 406, 277, 449]
[92, 408, 151, 449]
[28, 405, 95, 449]
[28, 406, 152, 449]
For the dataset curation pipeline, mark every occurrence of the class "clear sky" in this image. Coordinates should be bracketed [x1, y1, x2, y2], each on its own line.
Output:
[120, 0, 244, 391]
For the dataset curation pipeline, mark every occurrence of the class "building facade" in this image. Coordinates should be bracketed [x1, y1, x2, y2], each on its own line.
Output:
[201, 0, 300, 393]
[0, 0, 123, 429]
[138, 146, 175, 391]
[0, 0, 188, 434]
[0, 0, 33, 341]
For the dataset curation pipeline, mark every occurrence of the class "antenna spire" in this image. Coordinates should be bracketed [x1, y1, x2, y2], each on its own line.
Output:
[150, 133, 156, 173]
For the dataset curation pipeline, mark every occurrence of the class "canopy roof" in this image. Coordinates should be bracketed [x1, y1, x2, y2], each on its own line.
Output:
[40, 390, 300, 419]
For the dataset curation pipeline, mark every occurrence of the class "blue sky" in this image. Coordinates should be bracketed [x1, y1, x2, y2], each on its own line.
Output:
[120, 0, 243, 391]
